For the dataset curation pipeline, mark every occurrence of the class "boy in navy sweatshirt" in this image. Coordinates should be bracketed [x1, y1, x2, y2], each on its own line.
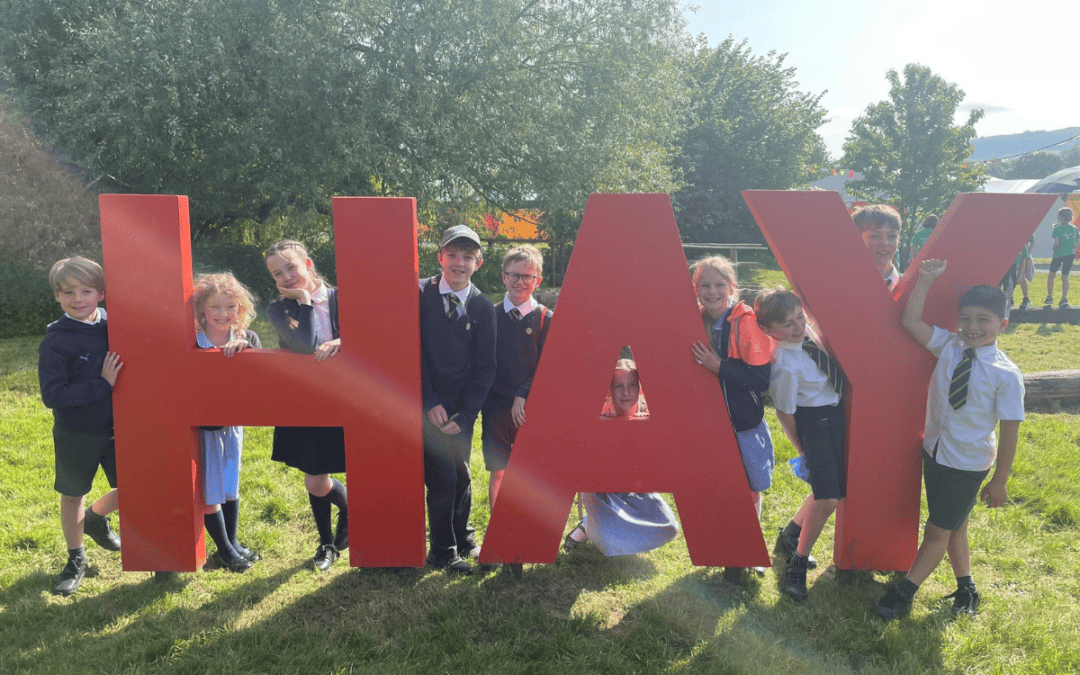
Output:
[38, 257, 124, 596]
[420, 226, 497, 574]
[482, 245, 551, 509]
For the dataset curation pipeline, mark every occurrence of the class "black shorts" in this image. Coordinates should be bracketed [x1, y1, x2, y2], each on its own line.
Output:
[53, 426, 117, 497]
[1049, 255, 1074, 276]
[481, 397, 517, 471]
[923, 452, 988, 531]
[794, 404, 846, 500]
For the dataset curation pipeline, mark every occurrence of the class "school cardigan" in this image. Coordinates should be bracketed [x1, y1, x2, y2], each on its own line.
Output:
[489, 300, 551, 401]
[419, 275, 497, 427]
[266, 288, 339, 353]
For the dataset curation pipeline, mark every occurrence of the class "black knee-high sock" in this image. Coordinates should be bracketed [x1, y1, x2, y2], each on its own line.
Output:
[308, 492, 334, 546]
[205, 511, 240, 560]
[324, 478, 348, 514]
[221, 499, 241, 545]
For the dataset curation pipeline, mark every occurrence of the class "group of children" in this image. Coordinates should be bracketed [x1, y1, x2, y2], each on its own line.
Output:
[39, 205, 1027, 621]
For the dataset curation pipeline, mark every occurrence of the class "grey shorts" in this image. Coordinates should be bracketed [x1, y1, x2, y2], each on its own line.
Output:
[53, 426, 117, 497]
[924, 452, 989, 531]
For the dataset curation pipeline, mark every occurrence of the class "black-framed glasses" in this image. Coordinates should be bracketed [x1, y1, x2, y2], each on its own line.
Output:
[504, 272, 538, 283]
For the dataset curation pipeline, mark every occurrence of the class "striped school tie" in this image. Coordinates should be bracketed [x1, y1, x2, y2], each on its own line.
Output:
[949, 348, 976, 410]
[802, 337, 844, 398]
[445, 293, 461, 320]
[509, 307, 522, 320]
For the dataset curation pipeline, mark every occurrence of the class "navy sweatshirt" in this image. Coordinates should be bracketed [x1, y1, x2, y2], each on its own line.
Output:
[712, 306, 770, 433]
[488, 302, 552, 401]
[38, 314, 114, 436]
[267, 288, 339, 353]
[419, 276, 497, 427]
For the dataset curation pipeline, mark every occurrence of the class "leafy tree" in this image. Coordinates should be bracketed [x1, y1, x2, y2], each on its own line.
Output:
[673, 37, 828, 243]
[842, 64, 986, 268]
[1006, 152, 1064, 180]
[1061, 146, 1080, 169]
[0, 0, 687, 241]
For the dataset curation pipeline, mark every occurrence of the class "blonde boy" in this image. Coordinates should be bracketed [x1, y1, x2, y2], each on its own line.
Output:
[39, 257, 124, 596]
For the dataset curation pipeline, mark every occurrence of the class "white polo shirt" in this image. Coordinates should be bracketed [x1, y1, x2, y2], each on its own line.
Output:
[923, 326, 1025, 471]
[768, 329, 841, 415]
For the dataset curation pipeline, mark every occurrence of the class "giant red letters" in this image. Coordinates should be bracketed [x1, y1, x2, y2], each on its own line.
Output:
[481, 194, 769, 566]
[743, 191, 1055, 570]
[100, 195, 424, 571]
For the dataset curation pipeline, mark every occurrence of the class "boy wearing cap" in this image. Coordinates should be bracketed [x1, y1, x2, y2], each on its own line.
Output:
[873, 259, 1024, 620]
[419, 225, 497, 574]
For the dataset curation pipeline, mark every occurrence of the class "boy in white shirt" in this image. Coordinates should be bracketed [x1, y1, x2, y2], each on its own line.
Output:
[873, 259, 1024, 619]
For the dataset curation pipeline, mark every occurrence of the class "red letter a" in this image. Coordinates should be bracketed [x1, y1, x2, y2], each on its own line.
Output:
[481, 194, 769, 566]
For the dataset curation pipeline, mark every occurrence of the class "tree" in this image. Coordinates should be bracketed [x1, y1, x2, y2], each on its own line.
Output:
[672, 37, 828, 244]
[1006, 152, 1064, 180]
[0, 0, 688, 240]
[842, 64, 986, 267]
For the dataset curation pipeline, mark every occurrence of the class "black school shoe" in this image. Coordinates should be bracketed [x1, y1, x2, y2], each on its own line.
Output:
[428, 554, 473, 575]
[210, 551, 252, 573]
[53, 556, 88, 596]
[312, 544, 340, 572]
[872, 585, 912, 620]
[945, 587, 980, 617]
[780, 557, 809, 602]
[774, 529, 817, 569]
[83, 509, 121, 552]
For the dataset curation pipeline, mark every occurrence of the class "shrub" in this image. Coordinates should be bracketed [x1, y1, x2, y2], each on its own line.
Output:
[0, 249, 58, 338]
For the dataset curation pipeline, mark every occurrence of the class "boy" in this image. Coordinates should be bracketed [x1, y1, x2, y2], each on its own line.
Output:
[420, 225, 497, 574]
[481, 245, 551, 509]
[873, 260, 1024, 620]
[756, 288, 846, 602]
[38, 257, 124, 596]
[854, 204, 903, 288]
[1045, 207, 1078, 308]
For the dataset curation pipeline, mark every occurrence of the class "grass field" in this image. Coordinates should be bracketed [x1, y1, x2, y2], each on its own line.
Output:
[1, 303, 1079, 674]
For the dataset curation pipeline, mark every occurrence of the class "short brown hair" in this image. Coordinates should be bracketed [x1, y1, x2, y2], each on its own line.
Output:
[1059, 207, 1075, 223]
[754, 287, 802, 327]
[852, 204, 902, 233]
[441, 239, 483, 261]
[49, 257, 105, 293]
[191, 272, 258, 332]
[502, 245, 543, 275]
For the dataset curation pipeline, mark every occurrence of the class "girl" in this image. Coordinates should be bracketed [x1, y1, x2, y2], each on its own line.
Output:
[192, 273, 262, 572]
[563, 359, 679, 556]
[689, 256, 775, 578]
[264, 240, 349, 571]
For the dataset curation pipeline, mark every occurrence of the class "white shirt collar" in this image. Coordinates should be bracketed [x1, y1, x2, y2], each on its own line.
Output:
[439, 276, 470, 300]
[66, 307, 106, 325]
[502, 294, 536, 316]
[310, 282, 329, 304]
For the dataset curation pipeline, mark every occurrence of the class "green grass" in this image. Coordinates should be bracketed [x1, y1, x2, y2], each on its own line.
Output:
[2, 328, 1080, 674]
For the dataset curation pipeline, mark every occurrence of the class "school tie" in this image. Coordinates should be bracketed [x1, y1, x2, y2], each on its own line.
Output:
[509, 307, 522, 320]
[802, 337, 844, 398]
[949, 348, 976, 410]
[445, 293, 461, 321]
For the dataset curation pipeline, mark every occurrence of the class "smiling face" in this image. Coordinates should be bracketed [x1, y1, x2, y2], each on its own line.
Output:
[502, 259, 542, 306]
[610, 369, 641, 416]
[695, 266, 735, 320]
[55, 283, 105, 322]
[861, 226, 900, 275]
[266, 248, 318, 294]
[761, 306, 807, 344]
[438, 244, 483, 292]
[957, 305, 1007, 348]
[201, 291, 240, 337]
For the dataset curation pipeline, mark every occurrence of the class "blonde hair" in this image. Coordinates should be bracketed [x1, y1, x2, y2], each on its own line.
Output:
[263, 239, 329, 286]
[691, 255, 737, 289]
[49, 257, 105, 293]
[502, 244, 544, 275]
[191, 272, 257, 332]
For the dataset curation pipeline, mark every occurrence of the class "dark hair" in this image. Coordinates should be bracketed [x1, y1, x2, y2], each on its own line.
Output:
[958, 285, 1007, 319]
[921, 214, 939, 230]
[852, 204, 902, 233]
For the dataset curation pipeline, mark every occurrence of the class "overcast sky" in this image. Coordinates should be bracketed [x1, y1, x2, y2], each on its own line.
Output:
[683, 0, 1078, 159]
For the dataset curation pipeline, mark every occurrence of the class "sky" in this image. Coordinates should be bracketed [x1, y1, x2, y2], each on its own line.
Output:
[682, 0, 1078, 159]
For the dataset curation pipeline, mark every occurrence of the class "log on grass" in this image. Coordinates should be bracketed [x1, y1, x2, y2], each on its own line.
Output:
[1024, 370, 1080, 413]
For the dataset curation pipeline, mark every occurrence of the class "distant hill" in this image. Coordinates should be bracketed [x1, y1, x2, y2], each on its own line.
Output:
[969, 127, 1080, 162]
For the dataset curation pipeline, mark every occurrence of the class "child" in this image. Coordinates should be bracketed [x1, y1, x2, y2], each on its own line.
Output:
[264, 240, 349, 571]
[420, 225, 497, 574]
[39, 257, 124, 596]
[563, 359, 679, 555]
[191, 273, 261, 572]
[481, 245, 552, 509]
[1045, 207, 1078, 308]
[689, 256, 774, 579]
[908, 214, 938, 262]
[873, 261, 1024, 620]
[854, 204, 903, 288]
[756, 288, 846, 602]
[1015, 236, 1035, 310]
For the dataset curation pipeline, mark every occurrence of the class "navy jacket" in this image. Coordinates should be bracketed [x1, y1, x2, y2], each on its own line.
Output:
[267, 288, 339, 354]
[38, 314, 114, 436]
[712, 307, 770, 433]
